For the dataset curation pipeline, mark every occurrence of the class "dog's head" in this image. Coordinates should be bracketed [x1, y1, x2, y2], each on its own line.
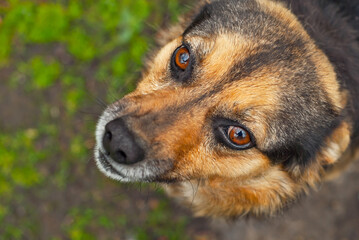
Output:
[94, 0, 350, 216]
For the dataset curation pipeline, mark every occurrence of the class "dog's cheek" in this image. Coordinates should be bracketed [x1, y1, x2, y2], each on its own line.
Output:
[209, 149, 272, 179]
[171, 139, 272, 179]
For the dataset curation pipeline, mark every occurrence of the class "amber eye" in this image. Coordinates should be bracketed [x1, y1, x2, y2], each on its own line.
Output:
[174, 46, 190, 70]
[227, 126, 251, 146]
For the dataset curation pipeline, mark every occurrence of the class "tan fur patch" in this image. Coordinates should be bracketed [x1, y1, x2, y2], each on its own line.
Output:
[136, 38, 182, 94]
[311, 49, 347, 110]
[196, 34, 257, 82]
[164, 164, 298, 217]
[320, 121, 351, 165]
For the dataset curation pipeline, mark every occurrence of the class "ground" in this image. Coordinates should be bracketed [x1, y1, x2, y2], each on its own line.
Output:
[0, 1, 358, 239]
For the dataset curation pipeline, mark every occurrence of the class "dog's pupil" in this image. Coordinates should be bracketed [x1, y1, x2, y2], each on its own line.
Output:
[234, 128, 245, 139]
[180, 53, 189, 64]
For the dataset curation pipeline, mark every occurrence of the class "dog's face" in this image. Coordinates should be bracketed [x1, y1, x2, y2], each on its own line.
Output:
[95, 0, 350, 216]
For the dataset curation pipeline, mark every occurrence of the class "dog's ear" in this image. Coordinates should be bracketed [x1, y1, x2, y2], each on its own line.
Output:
[318, 121, 351, 165]
[287, 121, 351, 185]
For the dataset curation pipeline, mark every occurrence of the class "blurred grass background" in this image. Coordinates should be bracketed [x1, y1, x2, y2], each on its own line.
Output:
[0, 0, 215, 239]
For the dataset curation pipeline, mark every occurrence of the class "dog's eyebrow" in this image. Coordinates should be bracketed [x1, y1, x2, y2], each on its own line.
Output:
[183, 4, 212, 37]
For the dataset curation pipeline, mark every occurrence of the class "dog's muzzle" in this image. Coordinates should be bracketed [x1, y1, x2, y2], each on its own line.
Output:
[95, 107, 165, 182]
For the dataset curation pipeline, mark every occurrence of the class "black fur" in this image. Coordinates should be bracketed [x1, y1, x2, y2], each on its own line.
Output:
[281, 0, 359, 143]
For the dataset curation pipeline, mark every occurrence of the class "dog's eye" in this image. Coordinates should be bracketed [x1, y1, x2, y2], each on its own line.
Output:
[213, 119, 255, 150]
[174, 46, 190, 70]
[170, 44, 193, 82]
[227, 126, 251, 146]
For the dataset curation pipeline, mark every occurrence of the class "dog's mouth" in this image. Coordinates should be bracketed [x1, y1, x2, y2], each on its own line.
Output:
[95, 149, 128, 180]
[94, 145, 175, 182]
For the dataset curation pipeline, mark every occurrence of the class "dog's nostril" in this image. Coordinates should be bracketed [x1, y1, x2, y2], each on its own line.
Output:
[105, 131, 112, 141]
[114, 150, 127, 164]
[118, 150, 126, 159]
[102, 130, 112, 156]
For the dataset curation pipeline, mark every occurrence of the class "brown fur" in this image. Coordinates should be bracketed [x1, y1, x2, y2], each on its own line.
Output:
[95, 0, 359, 218]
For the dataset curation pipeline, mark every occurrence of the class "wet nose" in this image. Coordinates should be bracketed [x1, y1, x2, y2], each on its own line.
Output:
[102, 118, 145, 165]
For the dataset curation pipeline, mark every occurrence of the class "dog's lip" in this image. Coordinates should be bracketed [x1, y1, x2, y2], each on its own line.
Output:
[97, 150, 127, 178]
[96, 149, 176, 182]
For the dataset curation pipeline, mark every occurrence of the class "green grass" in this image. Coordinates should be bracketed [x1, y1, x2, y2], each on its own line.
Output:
[138, 200, 189, 240]
[0, 0, 193, 239]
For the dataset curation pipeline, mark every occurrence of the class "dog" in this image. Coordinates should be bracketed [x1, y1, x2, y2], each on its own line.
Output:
[94, 0, 359, 218]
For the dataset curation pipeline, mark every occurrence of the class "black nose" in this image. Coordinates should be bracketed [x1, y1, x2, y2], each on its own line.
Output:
[102, 118, 145, 165]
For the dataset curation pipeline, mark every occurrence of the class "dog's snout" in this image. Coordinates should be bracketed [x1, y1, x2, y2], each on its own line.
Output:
[103, 118, 145, 165]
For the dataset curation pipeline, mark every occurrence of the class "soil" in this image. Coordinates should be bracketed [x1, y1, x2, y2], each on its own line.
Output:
[211, 160, 359, 240]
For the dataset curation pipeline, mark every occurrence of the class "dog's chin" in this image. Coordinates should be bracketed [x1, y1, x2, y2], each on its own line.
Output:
[94, 148, 175, 183]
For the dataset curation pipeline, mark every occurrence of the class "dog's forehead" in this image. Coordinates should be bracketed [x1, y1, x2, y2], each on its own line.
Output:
[184, 0, 258, 36]
[181, 0, 312, 88]
[184, 0, 287, 40]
